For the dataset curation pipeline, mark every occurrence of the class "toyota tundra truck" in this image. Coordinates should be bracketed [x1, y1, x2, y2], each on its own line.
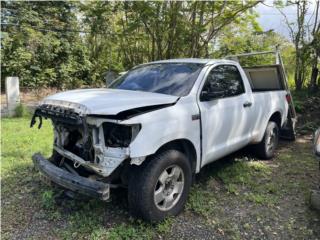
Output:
[31, 52, 296, 222]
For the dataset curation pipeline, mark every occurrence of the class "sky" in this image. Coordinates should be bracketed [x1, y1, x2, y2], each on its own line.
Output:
[255, 1, 318, 40]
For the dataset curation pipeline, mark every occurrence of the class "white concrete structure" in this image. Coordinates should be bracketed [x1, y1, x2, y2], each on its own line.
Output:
[5, 77, 20, 116]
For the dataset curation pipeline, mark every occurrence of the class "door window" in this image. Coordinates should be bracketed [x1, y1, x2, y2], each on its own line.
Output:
[201, 65, 245, 99]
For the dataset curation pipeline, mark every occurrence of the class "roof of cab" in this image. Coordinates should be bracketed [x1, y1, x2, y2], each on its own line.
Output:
[140, 58, 237, 66]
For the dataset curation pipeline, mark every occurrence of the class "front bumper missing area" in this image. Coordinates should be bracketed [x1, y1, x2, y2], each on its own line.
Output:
[32, 153, 110, 201]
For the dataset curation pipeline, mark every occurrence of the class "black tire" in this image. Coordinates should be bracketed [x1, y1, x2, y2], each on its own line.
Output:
[128, 149, 192, 222]
[255, 121, 279, 160]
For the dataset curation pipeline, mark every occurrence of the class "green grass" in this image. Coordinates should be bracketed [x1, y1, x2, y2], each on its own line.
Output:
[41, 190, 56, 210]
[1, 116, 53, 176]
[217, 161, 271, 186]
[187, 185, 217, 218]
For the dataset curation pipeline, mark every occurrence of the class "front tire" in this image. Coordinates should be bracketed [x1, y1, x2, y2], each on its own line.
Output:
[128, 150, 192, 222]
[255, 121, 279, 159]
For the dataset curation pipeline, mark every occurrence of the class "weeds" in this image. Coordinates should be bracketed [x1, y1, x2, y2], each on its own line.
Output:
[107, 224, 142, 240]
[41, 190, 55, 210]
[187, 185, 217, 217]
[156, 217, 173, 234]
[14, 103, 30, 118]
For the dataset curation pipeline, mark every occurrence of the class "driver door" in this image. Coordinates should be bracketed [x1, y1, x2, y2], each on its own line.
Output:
[198, 64, 253, 167]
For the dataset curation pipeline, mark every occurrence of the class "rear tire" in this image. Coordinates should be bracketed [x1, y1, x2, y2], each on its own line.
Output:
[128, 150, 192, 222]
[255, 121, 279, 159]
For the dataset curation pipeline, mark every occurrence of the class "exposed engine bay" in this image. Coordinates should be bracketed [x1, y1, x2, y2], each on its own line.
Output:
[31, 104, 141, 178]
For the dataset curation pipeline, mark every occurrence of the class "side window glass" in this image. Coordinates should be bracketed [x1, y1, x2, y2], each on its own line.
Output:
[202, 65, 245, 99]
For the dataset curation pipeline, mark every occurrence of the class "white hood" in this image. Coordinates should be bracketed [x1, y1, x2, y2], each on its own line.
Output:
[42, 88, 178, 115]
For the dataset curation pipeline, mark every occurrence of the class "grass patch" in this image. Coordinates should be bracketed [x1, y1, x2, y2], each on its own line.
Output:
[156, 217, 173, 234]
[41, 190, 55, 210]
[217, 161, 271, 186]
[245, 193, 271, 204]
[58, 199, 159, 239]
[107, 223, 154, 240]
[1, 117, 53, 176]
[226, 183, 240, 195]
[187, 185, 217, 217]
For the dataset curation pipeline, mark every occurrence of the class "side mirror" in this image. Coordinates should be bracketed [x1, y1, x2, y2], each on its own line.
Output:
[314, 128, 320, 157]
[200, 90, 225, 101]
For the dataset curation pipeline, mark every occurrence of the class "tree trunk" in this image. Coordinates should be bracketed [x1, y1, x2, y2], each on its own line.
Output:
[166, 2, 179, 59]
[309, 66, 319, 92]
[295, 52, 302, 90]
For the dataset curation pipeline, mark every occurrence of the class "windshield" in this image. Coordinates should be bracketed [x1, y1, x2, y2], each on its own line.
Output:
[109, 63, 204, 96]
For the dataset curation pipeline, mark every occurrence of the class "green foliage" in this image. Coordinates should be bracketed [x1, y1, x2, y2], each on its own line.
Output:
[217, 162, 252, 185]
[214, 21, 297, 81]
[156, 217, 173, 234]
[226, 183, 239, 195]
[187, 185, 217, 217]
[245, 193, 269, 204]
[14, 103, 29, 118]
[107, 224, 142, 240]
[1, 1, 262, 89]
[1, 1, 91, 89]
[41, 190, 55, 210]
[1, 1, 317, 91]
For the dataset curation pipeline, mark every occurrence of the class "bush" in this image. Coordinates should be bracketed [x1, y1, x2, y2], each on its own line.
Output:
[14, 103, 29, 118]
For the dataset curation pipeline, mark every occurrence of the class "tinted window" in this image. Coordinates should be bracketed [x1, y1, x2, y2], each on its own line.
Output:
[202, 65, 245, 98]
[109, 63, 204, 96]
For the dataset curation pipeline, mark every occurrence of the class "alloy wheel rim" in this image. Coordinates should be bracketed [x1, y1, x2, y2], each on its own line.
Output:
[267, 127, 277, 152]
[153, 165, 185, 211]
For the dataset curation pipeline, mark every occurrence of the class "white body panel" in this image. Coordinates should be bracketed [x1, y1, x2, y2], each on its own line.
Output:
[250, 91, 288, 142]
[39, 59, 289, 176]
[122, 96, 202, 171]
[43, 88, 178, 115]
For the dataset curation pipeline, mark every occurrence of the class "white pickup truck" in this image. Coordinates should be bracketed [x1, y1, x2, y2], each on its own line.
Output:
[32, 53, 296, 222]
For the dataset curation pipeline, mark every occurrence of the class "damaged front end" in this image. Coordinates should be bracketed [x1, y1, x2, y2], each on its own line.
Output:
[31, 104, 141, 200]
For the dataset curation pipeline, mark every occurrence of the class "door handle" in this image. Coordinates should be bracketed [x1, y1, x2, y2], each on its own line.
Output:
[243, 101, 252, 108]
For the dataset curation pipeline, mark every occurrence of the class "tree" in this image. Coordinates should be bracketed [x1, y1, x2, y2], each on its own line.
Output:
[1, 1, 90, 89]
[1, 1, 268, 89]
[308, 0, 320, 92]
[186, 1, 261, 57]
[78, 1, 261, 77]
[277, 0, 319, 91]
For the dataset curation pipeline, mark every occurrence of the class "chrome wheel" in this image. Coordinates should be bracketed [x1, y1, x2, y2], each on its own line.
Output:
[266, 127, 278, 152]
[154, 165, 185, 211]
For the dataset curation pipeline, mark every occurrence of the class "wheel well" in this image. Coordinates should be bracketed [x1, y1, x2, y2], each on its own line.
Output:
[269, 111, 281, 128]
[155, 139, 197, 174]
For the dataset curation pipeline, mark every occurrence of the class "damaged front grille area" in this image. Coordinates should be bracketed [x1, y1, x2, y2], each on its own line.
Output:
[31, 104, 83, 127]
[31, 104, 140, 177]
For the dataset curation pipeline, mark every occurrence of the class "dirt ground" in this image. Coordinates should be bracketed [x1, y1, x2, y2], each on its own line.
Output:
[1, 93, 320, 240]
